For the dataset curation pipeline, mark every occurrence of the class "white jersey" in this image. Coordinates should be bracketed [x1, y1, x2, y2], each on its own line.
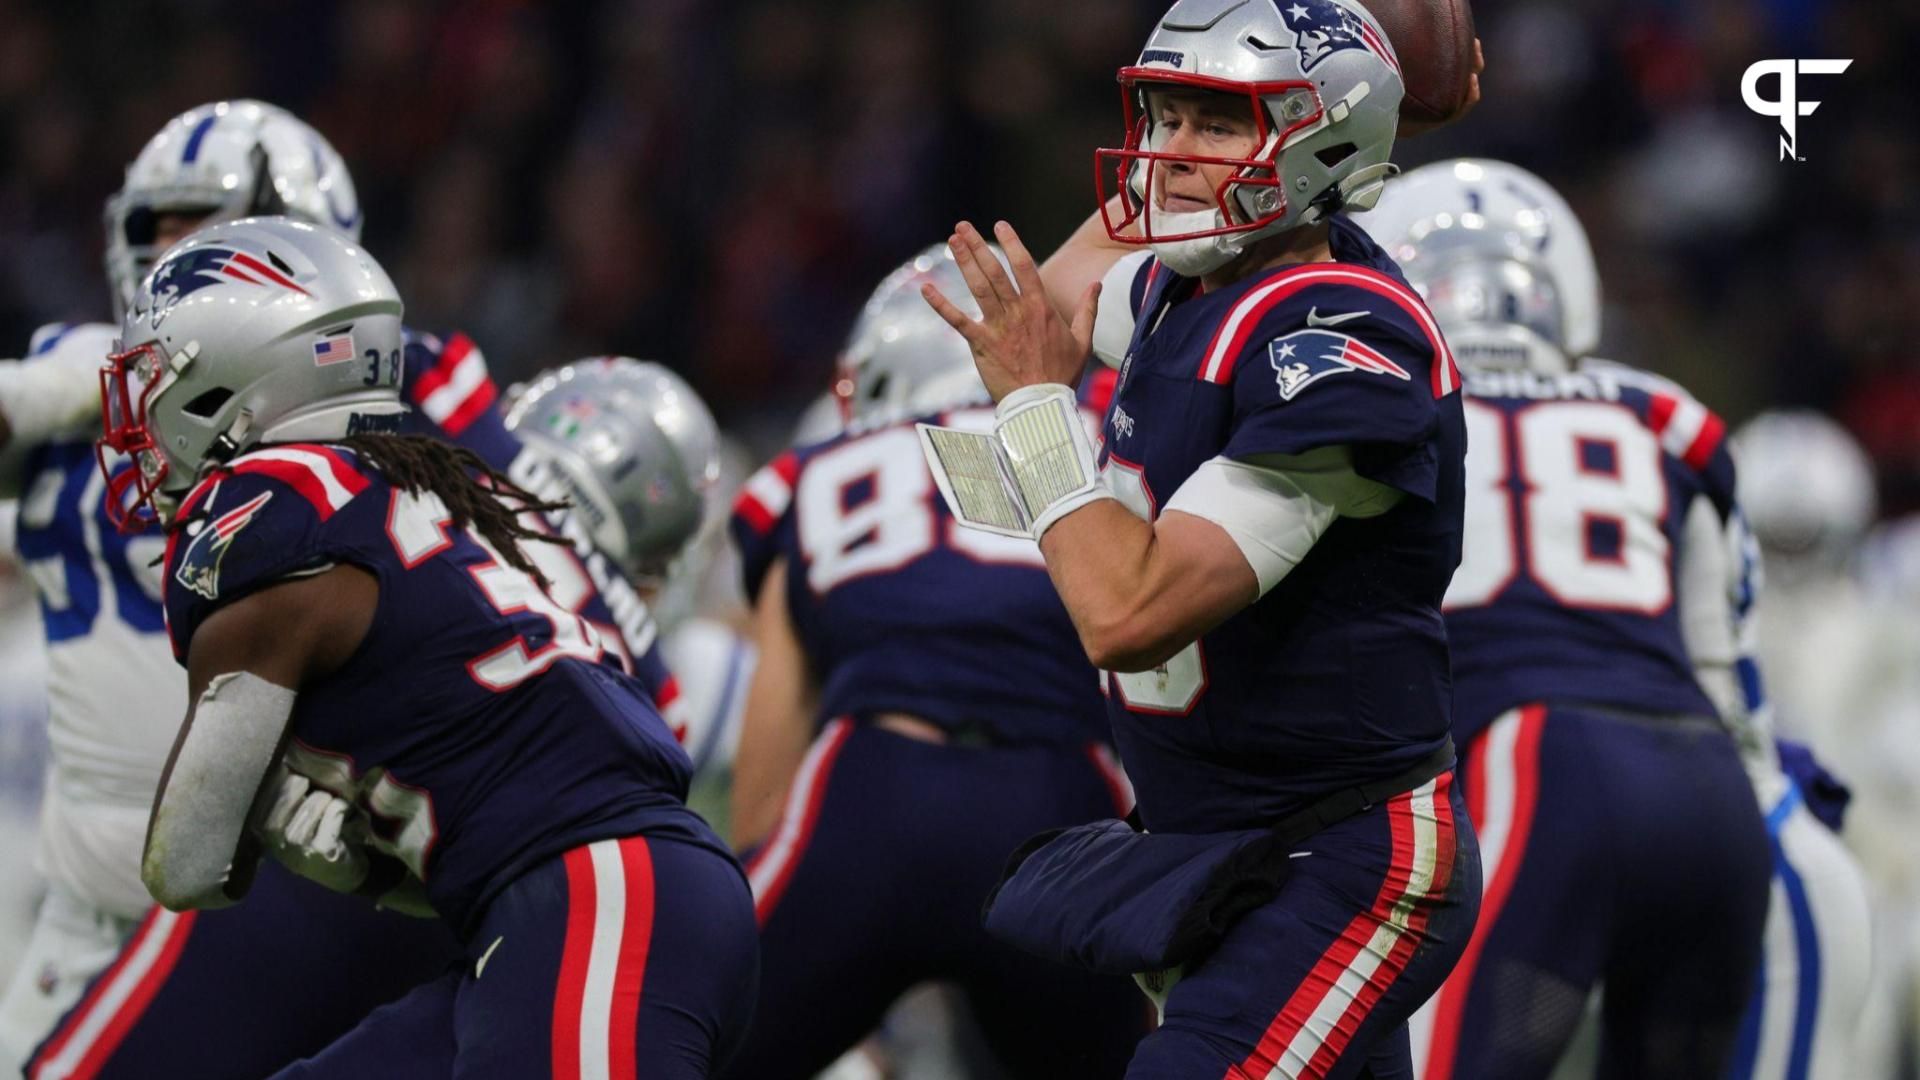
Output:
[660, 616, 753, 778]
[6, 323, 180, 920]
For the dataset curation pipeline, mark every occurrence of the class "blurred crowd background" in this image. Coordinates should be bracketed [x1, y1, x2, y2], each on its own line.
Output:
[4, 0, 1920, 1070]
[2, 0, 1914, 500]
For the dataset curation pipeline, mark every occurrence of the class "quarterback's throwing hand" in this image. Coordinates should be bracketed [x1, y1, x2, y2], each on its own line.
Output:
[256, 769, 371, 894]
[923, 220, 1100, 402]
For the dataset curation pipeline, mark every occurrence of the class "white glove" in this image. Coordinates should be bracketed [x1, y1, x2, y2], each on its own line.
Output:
[1133, 964, 1185, 1024]
[256, 770, 371, 894]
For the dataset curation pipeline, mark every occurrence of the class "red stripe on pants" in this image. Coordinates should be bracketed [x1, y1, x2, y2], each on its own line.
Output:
[1421, 705, 1545, 1080]
[552, 847, 599, 1080]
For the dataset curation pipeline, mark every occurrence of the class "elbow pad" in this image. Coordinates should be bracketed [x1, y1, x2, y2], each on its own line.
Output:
[144, 672, 297, 909]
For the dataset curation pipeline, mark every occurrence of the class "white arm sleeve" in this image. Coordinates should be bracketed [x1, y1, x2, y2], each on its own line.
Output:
[144, 672, 297, 910]
[1678, 494, 1741, 720]
[0, 323, 120, 496]
[1677, 494, 1780, 778]
[1091, 251, 1153, 370]
[1164, 446, 1405, 596]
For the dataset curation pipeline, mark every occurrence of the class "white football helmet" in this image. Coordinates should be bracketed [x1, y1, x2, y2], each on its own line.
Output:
[1097, 0, 1405, 277]
[504, 358, 720, 582]
[106, 101, 362, 319]
[834, 243, 1005, 425]
[1365, 159, 1602, 358]
[98, 217, 405, 530]
[1733, 410, 1878, 564]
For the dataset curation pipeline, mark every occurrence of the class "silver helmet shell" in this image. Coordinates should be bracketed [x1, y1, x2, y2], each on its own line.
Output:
[1733, 409, 1878, 563]
[835, 243, 1006, 425]
[1364, 159, 1601, 359]
[106, 100, 362, 319]
[504, 358, 720, 581]
[1096, 0, 1405, 276]
[100, 217, 405, 528]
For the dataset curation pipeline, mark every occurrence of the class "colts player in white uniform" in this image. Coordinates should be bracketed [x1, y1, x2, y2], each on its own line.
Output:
[1366, 159, 1873, 1080]
[0, 321, 174, 1066]
[0, 98, 371, 1063]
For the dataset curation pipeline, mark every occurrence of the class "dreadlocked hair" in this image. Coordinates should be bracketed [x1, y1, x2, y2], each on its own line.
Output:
[339, 434, 571, 586]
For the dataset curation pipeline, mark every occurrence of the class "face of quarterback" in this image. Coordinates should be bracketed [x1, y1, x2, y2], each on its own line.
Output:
[1146, 89, 1263, 215]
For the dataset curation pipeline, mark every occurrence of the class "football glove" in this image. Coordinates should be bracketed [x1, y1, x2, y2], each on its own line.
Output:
[256, 769, 371, 894]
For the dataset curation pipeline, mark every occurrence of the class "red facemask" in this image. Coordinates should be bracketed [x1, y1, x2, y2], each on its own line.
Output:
[95, 342, 172, 533]
[1094, 69, 1324, 246]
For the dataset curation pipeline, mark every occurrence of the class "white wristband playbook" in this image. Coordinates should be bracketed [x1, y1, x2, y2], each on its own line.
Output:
[917, 383, 1113, 541]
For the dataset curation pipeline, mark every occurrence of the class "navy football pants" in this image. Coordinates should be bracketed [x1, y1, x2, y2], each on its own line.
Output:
[723, 719, 1148, 1080]
[1129, 772, 1480, 1080]
[27, 860, 460, 1080]
[269, 834, 757, 1079]
[1411, 704, 1772, 1080]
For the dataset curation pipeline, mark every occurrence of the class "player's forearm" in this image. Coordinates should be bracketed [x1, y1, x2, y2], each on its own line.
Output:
[731, 559, 818, 849]
[0, 355, 104, 451]
[143, 672, 296, 910]
[731, 702, 813, 850]
[1040, 502, 1256, 673]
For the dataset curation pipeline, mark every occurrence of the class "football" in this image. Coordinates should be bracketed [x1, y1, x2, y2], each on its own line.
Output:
[1360, 0, 1478, 127]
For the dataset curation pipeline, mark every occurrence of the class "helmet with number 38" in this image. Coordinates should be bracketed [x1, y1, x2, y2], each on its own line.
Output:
[97, 216, 406, 530]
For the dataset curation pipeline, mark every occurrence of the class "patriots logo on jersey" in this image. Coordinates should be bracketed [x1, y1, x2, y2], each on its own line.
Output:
[174, 490, 273, 600]
[1274, 0, 1391, 74]
[1268, 329, 1411, 401]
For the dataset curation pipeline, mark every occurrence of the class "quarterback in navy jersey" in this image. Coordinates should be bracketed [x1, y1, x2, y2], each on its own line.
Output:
[91, 219, 754, 1079]
[916, 2, 1483, 1076]
[720, 246, 1144, 1079]
[1361, 159, 1844, 1080]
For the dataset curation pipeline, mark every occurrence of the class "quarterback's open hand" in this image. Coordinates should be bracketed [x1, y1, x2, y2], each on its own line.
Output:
[256, 769, 370, 894]
[923, 220, 1101, 403]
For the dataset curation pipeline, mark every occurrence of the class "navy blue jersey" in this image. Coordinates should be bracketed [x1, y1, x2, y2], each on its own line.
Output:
[1097, 216, 1465, 833]
[1442, 365, 1736, 740]
[160, 443, 720, 936]
[398, 330, 685, 732]
[731, 407, 1109, 748]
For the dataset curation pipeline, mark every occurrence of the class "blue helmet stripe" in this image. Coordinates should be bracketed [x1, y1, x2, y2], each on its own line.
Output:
[181, 114, 219, 163]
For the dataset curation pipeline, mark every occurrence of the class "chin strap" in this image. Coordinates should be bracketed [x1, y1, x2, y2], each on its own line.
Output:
[1336, 162, 1400, 212]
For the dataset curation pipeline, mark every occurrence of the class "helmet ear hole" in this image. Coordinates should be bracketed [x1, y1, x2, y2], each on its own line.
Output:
[1314, 143, 1358, 168]
[180, 388, 234, 419]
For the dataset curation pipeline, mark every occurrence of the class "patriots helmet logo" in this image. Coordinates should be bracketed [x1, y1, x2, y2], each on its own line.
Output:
[1268, 329, 1410, 401]
[174, 490, 273, 600]
[1274, 0, 1393, 74]
[147, 246, 311, 329]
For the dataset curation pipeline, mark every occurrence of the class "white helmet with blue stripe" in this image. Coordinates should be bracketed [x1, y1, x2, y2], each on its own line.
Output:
[1363, 159, 1602, 361]
[105, 100, 361, 319]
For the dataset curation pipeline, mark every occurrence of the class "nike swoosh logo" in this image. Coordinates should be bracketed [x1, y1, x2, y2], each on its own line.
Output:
[475, 935, 504, 979]
[1305, 307, 1368, 328]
